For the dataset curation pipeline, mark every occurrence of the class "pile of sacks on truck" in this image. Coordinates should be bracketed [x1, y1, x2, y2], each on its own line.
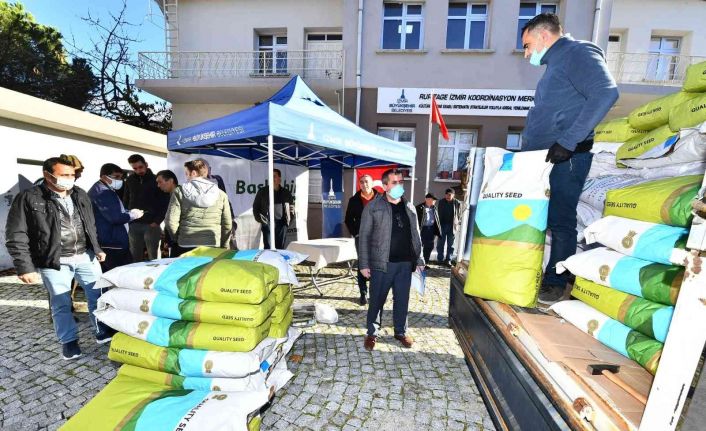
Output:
[62, 247, 305, 431]
[465, 60, 706, 377]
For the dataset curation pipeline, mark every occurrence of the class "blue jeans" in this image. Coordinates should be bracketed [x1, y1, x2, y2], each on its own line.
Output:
[367, 262, 412, 337]
[544, 151, 593, 287]
[436, 225, 455, 262]
[420, 226, 436, 263]
[38, 253, 104, 344]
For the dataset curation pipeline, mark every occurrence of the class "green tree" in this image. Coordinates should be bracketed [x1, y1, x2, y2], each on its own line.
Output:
[0, 2, 97, 109]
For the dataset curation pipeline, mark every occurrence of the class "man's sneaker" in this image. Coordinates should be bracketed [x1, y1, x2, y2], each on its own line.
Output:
[62, 340, 82, 360]
[394, 334, 414, 348]
[96, 323, 116, 345]
[538, 284, 566, 306]
[363, 336, 376, 351]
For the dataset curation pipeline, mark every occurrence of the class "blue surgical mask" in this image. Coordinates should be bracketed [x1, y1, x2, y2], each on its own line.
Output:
[388, 184, 404, 200]
[108, 178, 123, 191]
[529, 46, 548, 67]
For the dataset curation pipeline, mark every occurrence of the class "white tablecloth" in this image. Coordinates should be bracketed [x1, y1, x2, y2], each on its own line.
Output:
[286, 238, 357, 271]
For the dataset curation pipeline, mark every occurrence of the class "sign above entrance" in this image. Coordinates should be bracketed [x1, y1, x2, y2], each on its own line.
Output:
[377, 88, 535, 117]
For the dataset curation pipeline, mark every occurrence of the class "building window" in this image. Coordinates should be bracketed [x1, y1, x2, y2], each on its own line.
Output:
[378, 127, 415, 178]
[257, 34, 288, 75]
[437, 130, 477, 180]
[516, 2, 557, 49]
[446, 3, 488, 49]
[647, 36, 681, 81]
[382, 3, 424, 50]
[506, 131, 523, 150]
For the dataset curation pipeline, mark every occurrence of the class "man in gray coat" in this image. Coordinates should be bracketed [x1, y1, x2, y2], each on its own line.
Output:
[358, 168, 424, 351]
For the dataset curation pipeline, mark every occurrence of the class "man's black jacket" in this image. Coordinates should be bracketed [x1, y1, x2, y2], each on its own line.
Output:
[5, 184, 102, 274]
[344, 190, 378, 237]
[122, 169, 170, 224]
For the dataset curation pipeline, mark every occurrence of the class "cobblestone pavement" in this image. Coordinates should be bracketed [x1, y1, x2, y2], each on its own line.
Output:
[0, 264, 493, 431]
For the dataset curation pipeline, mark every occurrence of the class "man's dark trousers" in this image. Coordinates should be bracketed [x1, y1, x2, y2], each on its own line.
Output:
[366, 262, 412, 337]
[262, 219, 288, 249]
[354, 237, 368, 297]
[101, 248, 132, 272]
[544, 151, 593, 287]
[420, 226, 435, 263]
[436, 225, 455, 262]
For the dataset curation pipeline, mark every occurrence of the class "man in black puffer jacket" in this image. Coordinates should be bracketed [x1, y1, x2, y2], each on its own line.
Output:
[6, 157, 110, 360]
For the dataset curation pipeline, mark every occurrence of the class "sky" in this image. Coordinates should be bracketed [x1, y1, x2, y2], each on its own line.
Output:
[14, 0, 166, 102]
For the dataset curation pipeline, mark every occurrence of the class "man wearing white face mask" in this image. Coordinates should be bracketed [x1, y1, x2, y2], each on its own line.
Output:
[89, 163, 144, 271]
[6, 157, 110, 360]
[520, 13, 618, 305]
[358, 168, 424, 351]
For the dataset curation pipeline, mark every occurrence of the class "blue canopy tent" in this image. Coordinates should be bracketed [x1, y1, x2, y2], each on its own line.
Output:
[167, 76, 417, 248]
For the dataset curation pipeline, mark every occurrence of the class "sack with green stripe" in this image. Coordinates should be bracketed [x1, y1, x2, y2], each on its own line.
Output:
[550, 300, 663, 375]
[557, 247, 682, 305]
[272, 291, 294, 324]
[269, 308, 293, 338]
[616, 125, 679, 165]
[465, 148, 552, 307]
[603, 174, 702, 227]
[109, 328, 301, 378]
[594, 117, 648, 143]
[96, 308, 271, 352]
[117, 364, 270, 393]
[584, 216, 689, 265]
[98, 288, 276, 327]
[628, 91, 701, 130]
[60, 372, 269, 431]
[96, 257, 279, 304]
[682, 61, 706, 93]
[669, 93, 706, 131]
[182, 247, 305, 286]
[571, 277, 674, 342]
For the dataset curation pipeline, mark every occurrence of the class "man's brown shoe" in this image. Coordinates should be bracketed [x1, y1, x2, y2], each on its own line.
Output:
[394, 334, 414, 348]
[364, 336, 376, 351]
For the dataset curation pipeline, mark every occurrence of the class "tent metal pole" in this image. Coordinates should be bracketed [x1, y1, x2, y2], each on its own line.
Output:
[352, 168, 356, 195]
[410, 166, 416, 204]
[267, 135, 276, 250]
[425, 89, 435, 194]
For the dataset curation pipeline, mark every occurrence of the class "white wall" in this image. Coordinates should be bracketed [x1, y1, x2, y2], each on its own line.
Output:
[610, 0, 706, 56]
[172, 103, 251, 129]
[178, 0, 343, 52]
[1, 119, 167, 191]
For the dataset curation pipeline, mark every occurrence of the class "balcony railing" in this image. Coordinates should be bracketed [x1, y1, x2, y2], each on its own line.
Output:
[138, 50, 344, 80]
[607, 52, 706, 87]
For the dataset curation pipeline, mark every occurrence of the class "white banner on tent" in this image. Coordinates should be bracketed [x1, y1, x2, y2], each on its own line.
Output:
[167, 153, 309, 250]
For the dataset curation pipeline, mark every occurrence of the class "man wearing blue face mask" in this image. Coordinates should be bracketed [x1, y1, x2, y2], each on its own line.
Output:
[520, 13, 619, 306]
[89, 163, 144, 271]
[358, 168, 424, 351]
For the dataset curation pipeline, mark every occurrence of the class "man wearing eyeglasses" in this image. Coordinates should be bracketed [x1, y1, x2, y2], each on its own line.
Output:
[358, 169, 424, 351]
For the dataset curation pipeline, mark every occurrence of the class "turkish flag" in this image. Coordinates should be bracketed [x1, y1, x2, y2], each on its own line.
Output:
[357, 165, 396, 193]
[432, 95, 450, 141]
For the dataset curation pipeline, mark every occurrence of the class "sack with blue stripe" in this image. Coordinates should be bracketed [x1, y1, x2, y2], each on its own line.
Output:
[95, 257, 279, 304]
[95, 308, 271, 352]
[558, 247, 682, 306]
[551, 300, 663, 375]
[181, 247, 306, 286]
[584, 216, 689, 265]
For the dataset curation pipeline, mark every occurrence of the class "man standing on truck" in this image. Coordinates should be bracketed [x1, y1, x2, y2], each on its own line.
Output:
[520, 13, 618, 305]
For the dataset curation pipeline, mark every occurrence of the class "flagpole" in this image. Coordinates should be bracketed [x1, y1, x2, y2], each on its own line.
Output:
[425, 89, 435, 194]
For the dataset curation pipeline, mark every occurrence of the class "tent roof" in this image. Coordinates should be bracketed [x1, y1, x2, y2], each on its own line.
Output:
[167, 76, 416, 168]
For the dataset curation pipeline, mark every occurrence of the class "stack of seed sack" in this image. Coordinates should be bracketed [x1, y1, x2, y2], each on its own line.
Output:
[63, 248, 303, 431]
[551, 172, 700, 376]
[580, 61, 706, 237]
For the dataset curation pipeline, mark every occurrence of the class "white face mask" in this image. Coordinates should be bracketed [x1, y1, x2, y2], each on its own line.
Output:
[49, 173, 75, 191]
[108, 178, 123, 190]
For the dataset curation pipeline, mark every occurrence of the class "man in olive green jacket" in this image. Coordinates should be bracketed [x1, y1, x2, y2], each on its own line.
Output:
[165, 159, 233, 256]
